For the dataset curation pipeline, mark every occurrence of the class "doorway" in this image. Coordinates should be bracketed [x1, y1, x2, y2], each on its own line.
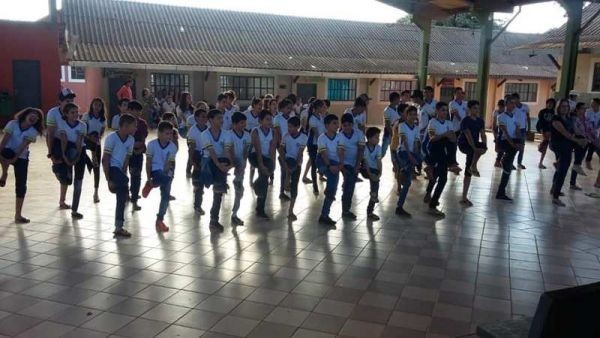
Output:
[12, 60, 41, 112]
[297, 83, 317, 104]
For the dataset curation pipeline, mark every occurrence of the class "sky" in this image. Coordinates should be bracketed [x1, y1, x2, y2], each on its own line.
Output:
[1, 0, 569, 34]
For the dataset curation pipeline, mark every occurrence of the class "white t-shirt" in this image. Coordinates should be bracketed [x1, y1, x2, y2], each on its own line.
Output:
[46, 106, 65, 138]
[187, 124, 207, 156]
[282, 132, 308, 160]
[58, 120, 87, 143]
[146, 139, 178, 172]
[383, 105, 400, 126]
[81, 113, 105, 135]
[222, 107, 238, 130]
[398, 122, 420, 153]
[103, 131, 134, 169]
[585, 108, 600, 130]
[308, 114, 325, 145]
[2, 120, 38, 159]
[418, 99, 437, 134]
[162, 101, 176, 113]
[449, 100, 468, 132]
[317, 132, 342, 162]
[273, 113, 291, 141]
[244, 110, 260, 132]
[111, 114, 121, 130]
[252, 127, 273, 157]
[427, 118, 452, 139]
[338, 129, 365, 166]
[201, 128, 231, 158]
[498, 111, 519, 140]
[343, 108, 366, 131]
[229, 129, 251, 164]
[363, 144, 382, 169]
[514, 103, 530, 129]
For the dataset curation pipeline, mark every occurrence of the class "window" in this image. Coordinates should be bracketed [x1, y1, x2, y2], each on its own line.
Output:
[592, 62, 600, 92]
[220, 75, 274, 100]
[464, 81, 476, 100]
[151, 73, 190, 101]
[68, 66, 85, 83]
[60, 66, 65, 82]
[379, 80, 416, 101]
[504, 82, 538, 103]
[327, 79, 357, 101]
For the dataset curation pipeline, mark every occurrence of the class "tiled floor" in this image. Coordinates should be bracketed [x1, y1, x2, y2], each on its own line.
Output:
[1, 135, 600, 338]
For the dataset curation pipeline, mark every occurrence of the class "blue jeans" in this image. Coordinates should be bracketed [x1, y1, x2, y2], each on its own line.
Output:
[425, 140, 449, 207]
[232, 168, 245, 215]
[381, 135, 391, 159]
[397, 150, 422, 174]
[397, 169, 412, 209]
[285, 158, 301, 199]
[367, 168, 380, 214]
[517, 128, 526, 165]
[249, 153, 274, 213]
[151, 170, 172, 221]
[552, 142, 573, 199]
[109, 167, 129, 230]
[341, 164, 358, 212]
[316, 158, 339, 217]
[128, 153, 143, 203]
[308, 145, 319, 192]
[570, 140, 586, 186]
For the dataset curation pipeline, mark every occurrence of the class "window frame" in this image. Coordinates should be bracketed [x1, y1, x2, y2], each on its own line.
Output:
[379, 79, 416, 101]
[67, 66, 86, 83]
[327, 79, 357, 102]
[219, 75, 275, 101]
[60, 66, 66, 83]
[150, 73, 190, 102]
[504, 82, 539, 103]
[463, 81, 477, 100]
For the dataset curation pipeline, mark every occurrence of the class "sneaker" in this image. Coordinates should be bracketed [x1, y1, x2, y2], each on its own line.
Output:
[428, 207, 445, 217]
[194, 207, 205, 215]
[495, 194, 513, 202]
[570, 185, 582, 191]
[448, 166, 462, 175]
[319, 175, 327, 182]
[132, 203, 141, 211]
[231, 215, 244, 226]
[209, 221, 224, 232]
[552, 198, 566, 207]
[572, 165, 587, 176]
[423, 194, 431, 204]
[93, 194, 100, 203]
[538, 163, 547, 169]
[342, 211, 357, 220]
[142, 181, 153, 198]
[71, 212, 83, 220]
[169, 195, 176, 201]
[313, 188, 319, 196]
[395, 208, 412, 217]
[460, 199, 474, 207]
[288, 213, 298, 221]
[279, 193, 291, 201]
[367, 213, 380, 221]
[470, 167, 480, 177]
[155, 221, 169, 232]
[302, 177, 313, 184]
[113, 228, 132, 238]
[356, 177, 364, 183]
[494, 160, 502, 168]
[512, 165, 517, 170]
[318, 215, 336, 227]
[256, 211, 269, 219]
[518, 164, 526, 170]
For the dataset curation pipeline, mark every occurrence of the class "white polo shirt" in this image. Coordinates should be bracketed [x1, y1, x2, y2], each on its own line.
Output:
[338, 129, 365, 166]
[398, 122, 420, 152]
[81, 113, 105, 135]
[252, 127, 274, 157]
[2, 120, 39, 159]
[498, 111, 519, 140]
[427, 118, 452, 139]
[449, 100, 468, 132]
[201, 128, 231, 158]
[229, 129, 251, 164]
[317, 132, 342, 162]
[418, 99, 437, 134]
[58, 120, 87, 143]
[103, 131, 134, 169]
[282, 132, 308, 160]
[383, 105, 400, 126]
[514, 103, 530, 129]
[364, 144, 382, 169]
[147, 139, 178, 172]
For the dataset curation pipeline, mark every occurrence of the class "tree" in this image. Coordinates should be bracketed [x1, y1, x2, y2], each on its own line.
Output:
[396, 13, 504, 29]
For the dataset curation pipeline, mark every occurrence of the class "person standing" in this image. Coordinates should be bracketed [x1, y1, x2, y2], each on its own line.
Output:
[513, 93, 530, 170]
[493, 99, 506, 168]
[536, 98, 556, 169]
[81, 98, 106, 203]
[495, 97, 522, 201]
[305, 100, 327, 194]
[338, 113, 365, 220]
[280, 116, 307, 221]
[570, 102, 592, 190]
[458, 100, 487, 206]
[584, 98, 600, 169]
[46, 89, 76, 164]
[229, 112, 251, 226]
[395, 106, 421, 217]
[127, 100, 148, 211]
[249, 110, 276, 219]
[317, 114, 343, 227]
[116, 79, 133, 101]
[343, 97, 367, 133]
[382, 92, 400, 158]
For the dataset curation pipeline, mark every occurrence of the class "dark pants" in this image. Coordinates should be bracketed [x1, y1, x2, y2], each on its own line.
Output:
[552, 142, 573, 199]
[308, 144, 318, 192]
[367, 168, 380, 214]
[128, 153, 143, 203]
[459, 142, 486, 177]
[285, 158, 301, 200]
[586, 143, 598, 162]
[150, 170, 172, 221]
[86, 141, 101, 189]
[249, 153, 274, 214]
[570, 140, 587, 186]
[317, 158, 339, 217]
[446, 140, 458, 166]
[109, 167, 129, 230]
[517, 129, 526, 165]
[232, 171, 244, 215]
[192, 160, 203, 210]
[207, 158, 231, 222]
[425, 141, 448, 207]
[497, 140, 517, 197]
[12, 158, 29, 198]
[341, 164, 358, 212]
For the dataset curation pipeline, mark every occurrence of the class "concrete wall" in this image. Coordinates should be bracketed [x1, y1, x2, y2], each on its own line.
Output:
[64, 67, 103, 111]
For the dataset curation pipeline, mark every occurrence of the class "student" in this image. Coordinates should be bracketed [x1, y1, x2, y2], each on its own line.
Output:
[339, 113, 365, 220]
[53, 103, 87, 219]
[550, 99, 587, 206]
[188, 101, 209, 129]
[142, 121, 177, 232]
[81, 97, 106, 203]
[363, 127, 382, 221]
[0, 108, 44, 223]
[161, 94, 177, 114]
[225, 90, 240, 112]
[493, 99, 506, 168]
[513, 93, 530, 170]
[161, 113, 180, 149]
[111, 98, 130, 130]
[216, 93, 229, 126]
[449, 87, 467, 168]
[229, 112, 251, 226]
[305, 99, 327, 194]
[125, 101, 148, 211]
[250, 110, 277, 218]
[244, 97, 262, 132]
[570, 102, 592, 190]
[221, 92, 238, 130]
[201, 109, 233, 232]
[416, 87, 437, 141]
[382, 92, 401, 158]
[273, 99, 294, 200]
[176, 91, 194, 136]
[343, 97, 367, 133]
[46, 89, 76, 164]
[187, 108, 209, 215]
[536, 98, 556, 169]
[400, 90, 411, 104]
[424, 102, 455, 216]
[585, 98, 600, 169]
[280, 116, 307, 221]
[316, 114, 343, 227]
[116, 79, 133, 101]
[103, 114, 137, 237]
[495, 97, 522, 201]
[396, 106, 421, 217]
[458, 100, 487, 206]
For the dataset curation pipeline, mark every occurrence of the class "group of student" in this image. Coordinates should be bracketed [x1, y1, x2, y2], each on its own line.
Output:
[1, 86, 598, 237]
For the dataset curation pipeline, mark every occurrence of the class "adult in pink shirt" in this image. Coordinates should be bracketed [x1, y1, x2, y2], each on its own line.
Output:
[116, 79, 133, 101]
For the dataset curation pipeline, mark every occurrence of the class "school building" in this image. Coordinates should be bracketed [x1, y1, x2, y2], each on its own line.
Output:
[520, 3, 600, 103]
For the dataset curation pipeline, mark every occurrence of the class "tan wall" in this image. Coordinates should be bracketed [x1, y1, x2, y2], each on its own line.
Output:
[556, 52, 600, 97]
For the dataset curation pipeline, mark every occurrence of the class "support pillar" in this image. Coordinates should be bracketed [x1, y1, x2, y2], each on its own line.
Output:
[558, 0, 583, 98]
[414, 16, 432, 89]
[475, 10, 493, 121]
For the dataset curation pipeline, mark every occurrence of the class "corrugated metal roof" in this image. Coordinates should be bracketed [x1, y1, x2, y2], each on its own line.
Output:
[62, 0, 557, 78]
